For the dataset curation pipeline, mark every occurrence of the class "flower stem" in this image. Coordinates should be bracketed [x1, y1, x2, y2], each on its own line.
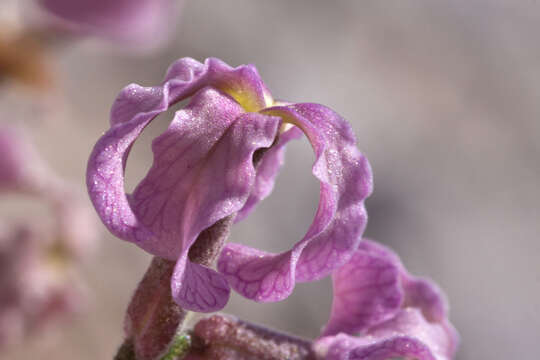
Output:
[188, 314, 317, 360]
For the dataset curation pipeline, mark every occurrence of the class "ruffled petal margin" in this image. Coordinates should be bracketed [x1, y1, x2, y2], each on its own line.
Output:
[217, 103, 373, 302]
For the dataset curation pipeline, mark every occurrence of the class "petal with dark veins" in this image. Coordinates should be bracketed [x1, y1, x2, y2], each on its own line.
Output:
[218, 103, 372, 303]
[321, 240, 404, 337]
[37, 0, 179, 47]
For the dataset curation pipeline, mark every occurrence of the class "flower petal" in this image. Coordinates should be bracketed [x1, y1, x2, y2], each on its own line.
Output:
[321, 240, 404, 337]
[323, 240, 454, 337]
[87, 58, 275, 256]
[171, 257, 231, 313]
[164, 57, 272, 112]
[316, 309, 455, 360]
[218, 103, 372, 303]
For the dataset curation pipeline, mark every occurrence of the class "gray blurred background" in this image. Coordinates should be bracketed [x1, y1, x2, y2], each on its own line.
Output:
[3, 1, 540, 359]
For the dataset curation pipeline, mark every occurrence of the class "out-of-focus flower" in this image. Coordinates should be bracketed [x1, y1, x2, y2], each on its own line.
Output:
[87, 57, 373, 312]
[31, 0, 182, 48]
[314, 239, 458, 360]
[189, 314, 314, 360]
[0, 125, 98, 257]
[0, 125, 98, 347]
[0, 125, 55, 193]
[0, 223, 85, 347]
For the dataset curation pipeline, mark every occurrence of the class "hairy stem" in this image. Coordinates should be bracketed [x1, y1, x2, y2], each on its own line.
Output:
[188, 314, 317, 360]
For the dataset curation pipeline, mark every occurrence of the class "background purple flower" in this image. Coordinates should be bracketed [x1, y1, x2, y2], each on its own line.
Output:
[31, 0, 181, 48]
[0, 125, 98, 348]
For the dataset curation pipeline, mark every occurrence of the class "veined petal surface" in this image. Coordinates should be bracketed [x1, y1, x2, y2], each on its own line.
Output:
[218, 103, 373, 303]
[321, 240, 404, 337]
[318, 309, 455, 360]
[317, 239, 458, 360]
[88, 58, 273, 254]
[88, 81, 279, 312]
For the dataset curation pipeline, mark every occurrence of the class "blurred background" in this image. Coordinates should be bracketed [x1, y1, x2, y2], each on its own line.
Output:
[1, 1, 539, 359]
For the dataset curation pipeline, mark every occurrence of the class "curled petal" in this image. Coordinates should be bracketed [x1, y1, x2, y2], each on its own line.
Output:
[323, 240, 453, 338]
[316, 309, 457, 360]
[88, 58, 281, 312]
[110, 57, 269, 128]
[90, 87, 279, 312]
[321, 240, 403, 337]
[129, 88, 246, 257]
[403, 276, 448, 324]
[171, 257, 230, 313]
[218, 103, 373, 303]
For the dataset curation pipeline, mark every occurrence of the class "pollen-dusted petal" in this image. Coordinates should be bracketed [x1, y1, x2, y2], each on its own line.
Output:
[128, 88, 242, 258]
[88, 64, 279, 256]
[131, 88, 279, 259]
[110, 57, 270, 128]
[317, 309, 456, 360]
[217, 244, 292, 302]
[124, 257, 183, 360]
[165, 58, 272, 112]
[235, 126, 303, 222]
[285, 104, 373, 281]
[321, 240, 404, 337]
[218, 103, 372, 303]
[90, 59, 273, 239]
[36, 0, 179, 47]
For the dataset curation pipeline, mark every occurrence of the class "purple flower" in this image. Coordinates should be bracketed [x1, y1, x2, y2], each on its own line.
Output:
[314, 239, 458, 360]
[34, 0, 180, 47]
[86, 57, 373, 312]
